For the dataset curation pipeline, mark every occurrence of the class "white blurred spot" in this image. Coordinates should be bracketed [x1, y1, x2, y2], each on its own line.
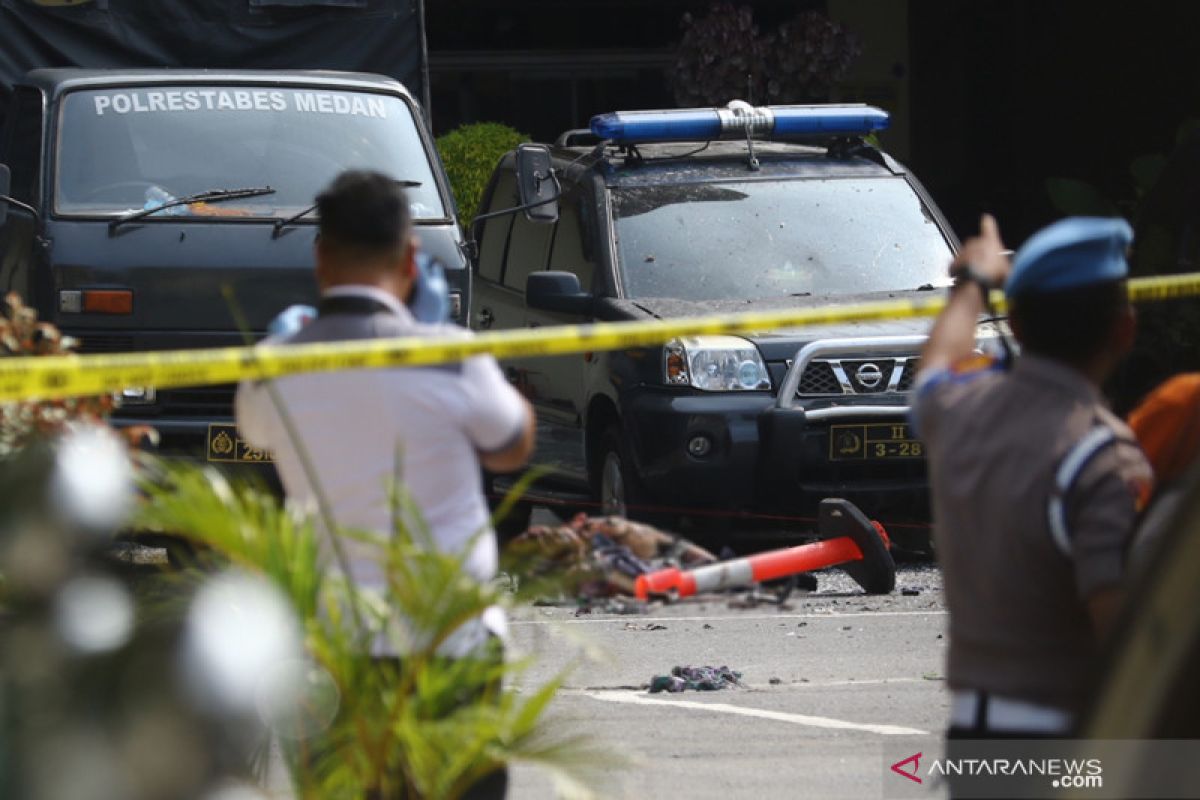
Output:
[182, 570, 302, 714]
[50, 424, 133, 533]
[255, 658, 340, 741]
[55, 574, 134, 653]
[202, 783, 270, 800]
[31, 728, 128, 800]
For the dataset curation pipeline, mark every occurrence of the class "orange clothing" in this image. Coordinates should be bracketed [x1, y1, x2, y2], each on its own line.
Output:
[1128, 373, 1200, 485]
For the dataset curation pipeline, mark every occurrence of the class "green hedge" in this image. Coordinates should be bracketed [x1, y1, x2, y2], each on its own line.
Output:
[435, 122, 529, 225]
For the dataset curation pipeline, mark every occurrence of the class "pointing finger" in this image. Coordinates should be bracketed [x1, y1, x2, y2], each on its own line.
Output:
[980, 213, 1003, 245]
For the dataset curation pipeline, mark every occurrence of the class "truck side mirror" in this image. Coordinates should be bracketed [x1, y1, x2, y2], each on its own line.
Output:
[515, 144, 559, 225]
[527, 271, 592, 316]
[0, 164, 10, 228]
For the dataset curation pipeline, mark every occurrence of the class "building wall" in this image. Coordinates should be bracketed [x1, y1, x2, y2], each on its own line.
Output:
[427, 0, 1199, 246]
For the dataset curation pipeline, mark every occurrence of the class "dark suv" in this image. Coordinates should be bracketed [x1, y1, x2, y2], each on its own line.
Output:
[473, 103, 994, 547]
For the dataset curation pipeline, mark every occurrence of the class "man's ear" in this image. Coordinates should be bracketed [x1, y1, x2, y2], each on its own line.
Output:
[404, 234, 420, 279]
[1007, 312, 1025, 347]
[1114, 304, 1137, 353]
[313, 239, 331, 290]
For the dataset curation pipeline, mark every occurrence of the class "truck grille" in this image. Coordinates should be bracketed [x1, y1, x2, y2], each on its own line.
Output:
[76, 334, 135, 353]
[796, 362, 842, 394]
[793, 357, 919, 396]
[159, 384, 237, 417]
[896, 358, 921, 391]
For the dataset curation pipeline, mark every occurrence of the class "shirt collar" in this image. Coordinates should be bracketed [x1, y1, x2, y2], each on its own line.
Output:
[1012, 353, 1104, 404]
[321, 285, 412, 321]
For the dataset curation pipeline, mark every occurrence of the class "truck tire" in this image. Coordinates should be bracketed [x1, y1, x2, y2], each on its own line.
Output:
[486, 475, 533, 542]
[595, 425, 653, 522]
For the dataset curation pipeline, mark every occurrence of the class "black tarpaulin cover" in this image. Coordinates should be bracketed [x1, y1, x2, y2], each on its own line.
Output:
[0, 0, 423, 109]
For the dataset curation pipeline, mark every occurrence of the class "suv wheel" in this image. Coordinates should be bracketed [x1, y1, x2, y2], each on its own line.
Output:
[596, 425, 650, 520]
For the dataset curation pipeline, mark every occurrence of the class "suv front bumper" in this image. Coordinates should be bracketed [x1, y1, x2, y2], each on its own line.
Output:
[625, 390, 927, 531]
[623, 335, 930, 536]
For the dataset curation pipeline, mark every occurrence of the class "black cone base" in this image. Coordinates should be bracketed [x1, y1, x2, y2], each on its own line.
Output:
[817, 498, 896, 595]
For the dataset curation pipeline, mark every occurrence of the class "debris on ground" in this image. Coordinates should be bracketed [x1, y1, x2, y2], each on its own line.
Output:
[507, 513, 717, 598]
[624, 622, 668, 631]
[105, 541, 168, 567]
[648, 665, 743, 693]
[726, 572, 816, 610]
[576, 597, 649, 615]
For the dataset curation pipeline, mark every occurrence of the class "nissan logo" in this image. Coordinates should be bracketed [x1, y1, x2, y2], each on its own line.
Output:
[855, 362, 884, 390]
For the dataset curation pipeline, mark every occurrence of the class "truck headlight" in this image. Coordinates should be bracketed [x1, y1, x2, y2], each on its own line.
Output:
[114, 386, 156, 406]
[664, 336, 771, 391]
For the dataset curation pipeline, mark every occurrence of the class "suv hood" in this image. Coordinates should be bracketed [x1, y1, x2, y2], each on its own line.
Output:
[600, 289, 1002, 361]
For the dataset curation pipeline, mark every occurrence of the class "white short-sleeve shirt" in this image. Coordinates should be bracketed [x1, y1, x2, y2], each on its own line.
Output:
[235, 286, 527, 656]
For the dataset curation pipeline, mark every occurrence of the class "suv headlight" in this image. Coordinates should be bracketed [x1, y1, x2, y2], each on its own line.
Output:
[664, 336, 771, 391]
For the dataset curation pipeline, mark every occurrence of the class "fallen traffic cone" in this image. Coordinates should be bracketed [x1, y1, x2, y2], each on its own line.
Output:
[634, 498, 896, 599]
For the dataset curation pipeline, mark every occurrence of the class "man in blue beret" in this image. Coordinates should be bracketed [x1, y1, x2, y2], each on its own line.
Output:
[913, 215, 1152, 745]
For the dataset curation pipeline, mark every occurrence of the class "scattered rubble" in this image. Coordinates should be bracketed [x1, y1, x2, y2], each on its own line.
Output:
[649, 665, 743, 693]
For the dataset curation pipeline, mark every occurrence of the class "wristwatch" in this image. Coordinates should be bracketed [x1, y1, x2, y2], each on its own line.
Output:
[952, 264, 999, 297]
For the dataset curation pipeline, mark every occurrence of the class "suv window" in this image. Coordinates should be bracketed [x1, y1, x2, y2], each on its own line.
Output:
[612, 176, 952, 301]
[548, 193, 596, 291]
[477, 169, 516, 283]
[2, 87, 42, 204]
[503, 210, 552, 292]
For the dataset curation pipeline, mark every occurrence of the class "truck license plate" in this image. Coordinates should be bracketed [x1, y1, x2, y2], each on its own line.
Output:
[206, 423, 273, 463]
[829, 422, 923, 461]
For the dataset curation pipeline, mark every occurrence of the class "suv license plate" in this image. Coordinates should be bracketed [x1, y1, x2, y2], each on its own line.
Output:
[829, 422, 923, 461]
[206, 423, 273, 463]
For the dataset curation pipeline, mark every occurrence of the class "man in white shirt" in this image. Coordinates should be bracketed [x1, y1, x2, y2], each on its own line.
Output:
[236, 170, 534, 797]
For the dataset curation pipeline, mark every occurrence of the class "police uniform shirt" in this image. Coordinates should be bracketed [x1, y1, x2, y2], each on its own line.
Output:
[913, 353, 1152, 713]
[235, 285, 527, 657]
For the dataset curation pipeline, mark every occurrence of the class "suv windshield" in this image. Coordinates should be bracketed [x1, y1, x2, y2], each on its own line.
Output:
[54, 86, 446, 220]
[612, 177, 952, 301]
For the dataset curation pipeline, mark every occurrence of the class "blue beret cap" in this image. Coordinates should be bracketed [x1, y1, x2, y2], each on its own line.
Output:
[1005, 217, 1133, 298]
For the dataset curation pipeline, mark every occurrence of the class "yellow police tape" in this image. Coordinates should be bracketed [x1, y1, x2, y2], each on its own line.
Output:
[3, 272, 1200, 403]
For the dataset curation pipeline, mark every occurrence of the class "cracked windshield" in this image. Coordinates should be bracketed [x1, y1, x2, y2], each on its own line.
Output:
[613, 177, 953, 300]
[55, 87, 445, 220]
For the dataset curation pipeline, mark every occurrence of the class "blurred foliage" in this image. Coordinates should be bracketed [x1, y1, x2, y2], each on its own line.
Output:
[672, 3, 861, 107]
[0, 293, 116, 458]
[436, 123, 529, 225]
[1048, 120, 1200, 411]
[135, 459, 612, 799]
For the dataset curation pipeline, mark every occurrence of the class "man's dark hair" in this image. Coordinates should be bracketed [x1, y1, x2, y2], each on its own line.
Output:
[316, 170, 411, 255]
[1008, 280, 1128, 365]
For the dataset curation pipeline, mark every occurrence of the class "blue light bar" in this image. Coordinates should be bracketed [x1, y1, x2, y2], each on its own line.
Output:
[589, 103, 889, 144]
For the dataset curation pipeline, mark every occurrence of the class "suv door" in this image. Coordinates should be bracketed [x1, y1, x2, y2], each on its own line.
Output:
[521, 187, 598, 483]
[472, 166, 592, 483]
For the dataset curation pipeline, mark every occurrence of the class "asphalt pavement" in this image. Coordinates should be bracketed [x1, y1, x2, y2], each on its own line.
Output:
[507, 564, 949, 799]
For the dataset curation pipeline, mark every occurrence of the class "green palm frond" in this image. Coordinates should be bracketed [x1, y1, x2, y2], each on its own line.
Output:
[132, 456, 616, 798]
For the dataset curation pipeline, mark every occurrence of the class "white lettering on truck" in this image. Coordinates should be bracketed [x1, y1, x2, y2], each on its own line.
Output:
[91, 89, 390, 119]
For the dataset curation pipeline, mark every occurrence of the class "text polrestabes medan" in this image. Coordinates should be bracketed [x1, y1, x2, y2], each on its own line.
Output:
[92, 90, 389, 118]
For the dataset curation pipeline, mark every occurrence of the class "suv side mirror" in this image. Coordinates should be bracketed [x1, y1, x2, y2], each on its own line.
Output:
[527, 271, 592, 316]
[515, 143, 559, 225]
[0, 164, 10, 228]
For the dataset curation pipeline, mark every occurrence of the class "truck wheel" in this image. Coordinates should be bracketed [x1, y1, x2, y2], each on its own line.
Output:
[596, 425, 649, 520]
[486, 475, 533, 542]
[493, 500, 533, 542]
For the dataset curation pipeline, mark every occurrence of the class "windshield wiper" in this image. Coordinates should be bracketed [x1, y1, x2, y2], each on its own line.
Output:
[271, 179, 423, 237]
[108, 186, 276, 232]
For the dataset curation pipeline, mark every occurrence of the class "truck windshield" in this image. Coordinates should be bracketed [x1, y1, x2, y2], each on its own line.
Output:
[54, 87, 446, 221]
[612, 177, 953, 301]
